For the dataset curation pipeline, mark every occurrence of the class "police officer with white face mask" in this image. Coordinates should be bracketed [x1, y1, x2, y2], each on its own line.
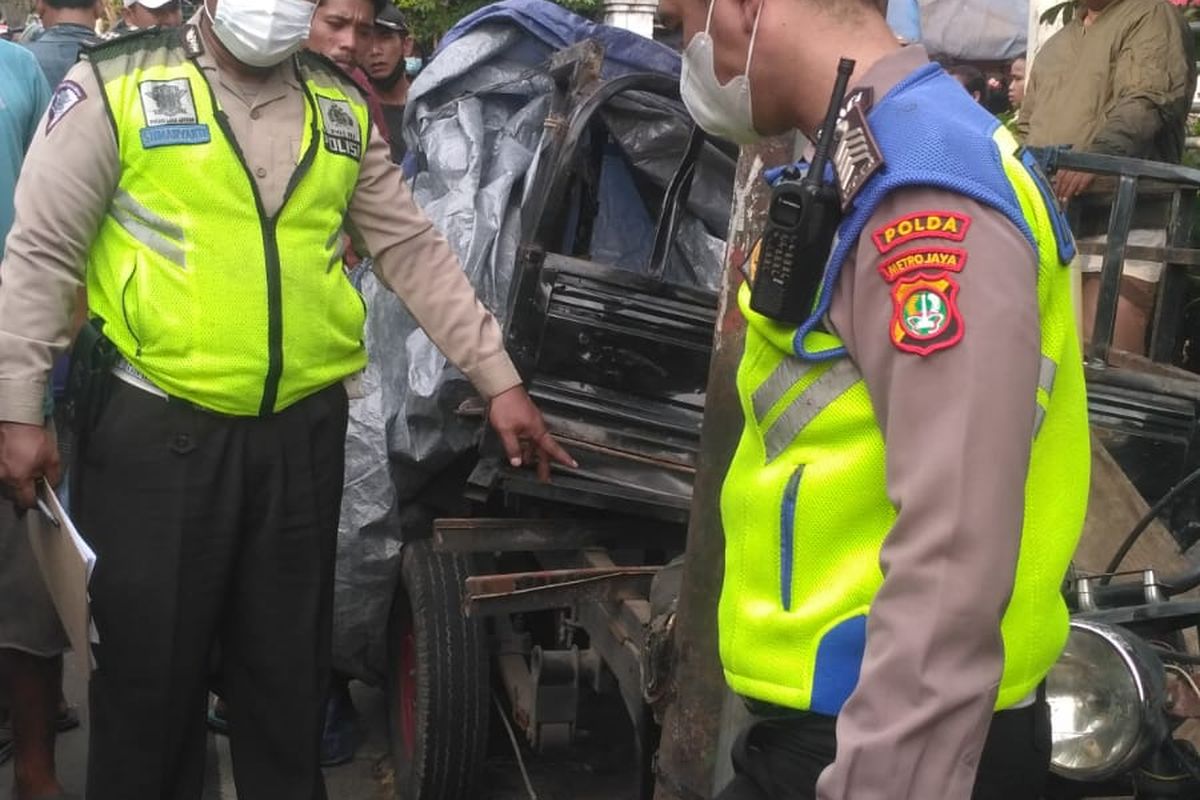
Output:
[0, 0, 575, 795]
[667, 0, 1091, 798]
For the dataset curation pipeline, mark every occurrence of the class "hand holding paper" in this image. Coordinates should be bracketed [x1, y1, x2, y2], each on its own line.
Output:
[26, 479, 96, 677]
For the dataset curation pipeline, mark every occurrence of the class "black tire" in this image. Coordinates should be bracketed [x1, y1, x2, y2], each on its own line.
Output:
[387, 538, 489, 800]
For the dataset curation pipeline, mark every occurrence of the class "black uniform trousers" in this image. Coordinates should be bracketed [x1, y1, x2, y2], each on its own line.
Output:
[76, 379, 349, 800]
[716, 694, 1051, 800]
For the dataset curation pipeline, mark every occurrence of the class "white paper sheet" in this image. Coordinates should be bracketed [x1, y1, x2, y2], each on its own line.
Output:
[27, 478, 97, 678]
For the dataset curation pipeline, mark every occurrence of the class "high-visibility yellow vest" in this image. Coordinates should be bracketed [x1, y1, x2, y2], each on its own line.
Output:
[85, 28, 370, 416]
[719, 67, 1091, 715]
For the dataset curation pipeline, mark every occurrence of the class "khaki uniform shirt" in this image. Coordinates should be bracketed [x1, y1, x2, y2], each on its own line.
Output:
[0, 25, 521, 425]
[816, 46, 1044, 800]
[1018, 0, 1195, 160]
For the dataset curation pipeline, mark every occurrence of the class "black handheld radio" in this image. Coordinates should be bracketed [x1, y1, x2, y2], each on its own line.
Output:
[749, 58, 857, 324]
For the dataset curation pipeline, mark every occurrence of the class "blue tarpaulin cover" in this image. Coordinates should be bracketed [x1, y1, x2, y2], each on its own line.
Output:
[440, 0, 682, 78]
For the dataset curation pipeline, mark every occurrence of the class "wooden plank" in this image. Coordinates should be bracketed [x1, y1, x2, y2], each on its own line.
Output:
[1075, 436, 1190, 590]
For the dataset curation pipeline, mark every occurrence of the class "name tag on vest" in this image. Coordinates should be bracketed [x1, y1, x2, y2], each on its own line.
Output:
[140, 124, 211, 149]
[137, 78, 210, 149]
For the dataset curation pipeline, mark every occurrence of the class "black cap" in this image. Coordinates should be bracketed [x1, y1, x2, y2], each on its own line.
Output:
[374, 4, 408, 34]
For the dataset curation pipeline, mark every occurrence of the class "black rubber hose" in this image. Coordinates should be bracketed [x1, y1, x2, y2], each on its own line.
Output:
[1151, 646, 1200, 665]
[1101, 463, 1200, 588]
[1167, 738, 1200, 788]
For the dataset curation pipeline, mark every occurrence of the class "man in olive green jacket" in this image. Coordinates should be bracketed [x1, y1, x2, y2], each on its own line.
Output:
[1018, 0, 1196, 354]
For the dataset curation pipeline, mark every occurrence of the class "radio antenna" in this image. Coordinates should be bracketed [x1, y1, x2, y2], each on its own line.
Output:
[806, 57, 856, 185]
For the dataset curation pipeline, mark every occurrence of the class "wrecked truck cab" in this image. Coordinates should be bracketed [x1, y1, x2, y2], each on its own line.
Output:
[334, 2, 735, 797]
[389, 48, 729, 800]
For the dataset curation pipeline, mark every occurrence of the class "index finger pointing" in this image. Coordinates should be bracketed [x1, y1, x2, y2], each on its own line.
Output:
[537, 433, 577, 470]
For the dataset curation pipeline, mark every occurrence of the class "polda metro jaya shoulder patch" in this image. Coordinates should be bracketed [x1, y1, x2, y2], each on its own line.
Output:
[877, 246, 966, 284]
[890, 274, 964, 356]
[872, 210, 971, 254]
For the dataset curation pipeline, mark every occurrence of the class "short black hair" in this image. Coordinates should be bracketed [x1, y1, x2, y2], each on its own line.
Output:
[947, 64, 986, 99]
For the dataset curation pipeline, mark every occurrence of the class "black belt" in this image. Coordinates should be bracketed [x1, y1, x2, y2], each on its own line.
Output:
[741, 684, 1044, 720]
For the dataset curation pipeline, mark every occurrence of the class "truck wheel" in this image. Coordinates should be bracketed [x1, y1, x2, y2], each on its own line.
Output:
[387, 538, 489, 800]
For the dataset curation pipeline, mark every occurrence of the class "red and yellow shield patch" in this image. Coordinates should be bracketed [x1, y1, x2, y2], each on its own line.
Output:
[889, 275, 964, 356]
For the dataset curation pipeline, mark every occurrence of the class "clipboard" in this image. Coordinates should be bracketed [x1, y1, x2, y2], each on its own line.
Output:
[26, 478, 96, 679]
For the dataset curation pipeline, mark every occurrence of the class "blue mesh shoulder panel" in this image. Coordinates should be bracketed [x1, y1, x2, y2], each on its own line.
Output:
[1020, 147, 1077, 264]
[790, 63, 1036, 361]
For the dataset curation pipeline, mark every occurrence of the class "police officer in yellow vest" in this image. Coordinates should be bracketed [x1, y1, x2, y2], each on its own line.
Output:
[0, 0, 574, 796]
[669, 0, 1091, 798]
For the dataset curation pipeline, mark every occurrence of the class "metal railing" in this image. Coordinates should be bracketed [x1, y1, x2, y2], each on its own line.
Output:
[1030, 147, 1200, 365]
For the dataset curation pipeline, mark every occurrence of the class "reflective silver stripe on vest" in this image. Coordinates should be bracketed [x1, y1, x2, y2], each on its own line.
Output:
[752, 358, 813, 422]
[763, 359, 862, 462]
[109, 189, 186, 268]
[1033, 356, 1057, 438]
[1038, 357, 1056, 396]
[1033, 405, 1047, 437]
[327, 234, 347, 273]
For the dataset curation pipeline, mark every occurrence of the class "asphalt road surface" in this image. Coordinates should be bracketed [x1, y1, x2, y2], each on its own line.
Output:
[0, 655, 641, 800]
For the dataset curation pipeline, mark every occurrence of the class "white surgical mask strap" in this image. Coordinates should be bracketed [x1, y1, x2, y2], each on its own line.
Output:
[703, 0, 717, 33]
[744, 0, 762, 74]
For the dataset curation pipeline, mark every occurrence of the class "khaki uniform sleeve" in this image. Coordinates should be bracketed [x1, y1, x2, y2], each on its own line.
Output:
[1015, 68, 1035, 143]
[0, 62, 118, 425]
[816, 190, 1042, 800]
[348, 126, 521, 399]
[1089, 3, 1194, 157]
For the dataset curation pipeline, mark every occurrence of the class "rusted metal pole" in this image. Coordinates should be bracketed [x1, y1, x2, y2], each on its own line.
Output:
[651, 135, 795, 800]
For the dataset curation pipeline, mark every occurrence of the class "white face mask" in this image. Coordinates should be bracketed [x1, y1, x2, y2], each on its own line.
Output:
[680, 0, 763, 145]
[206, 0, 315, 68]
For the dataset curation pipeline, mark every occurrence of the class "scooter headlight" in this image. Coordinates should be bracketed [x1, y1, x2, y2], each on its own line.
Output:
[1046, 620, 1167, 782]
